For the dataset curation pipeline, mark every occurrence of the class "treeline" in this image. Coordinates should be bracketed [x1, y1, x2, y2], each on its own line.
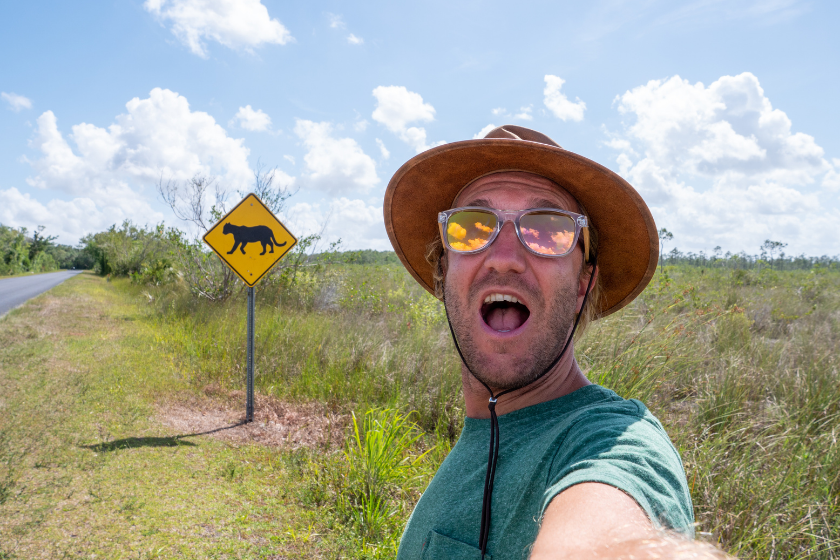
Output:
[77, 220, 387, 298]
[661, 248, 839, 271]
[0, 224, 94, 276]
[658, 230, 838, 271]
[310, 249, 400, 266]
[6, 217, 837, 284]
[71, 170, 407, 299]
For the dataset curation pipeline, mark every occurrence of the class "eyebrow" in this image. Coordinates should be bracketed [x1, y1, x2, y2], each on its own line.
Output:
[458, 197, 569, 210]
[528, 198, 566, 210]
[461, 197, 493, 207]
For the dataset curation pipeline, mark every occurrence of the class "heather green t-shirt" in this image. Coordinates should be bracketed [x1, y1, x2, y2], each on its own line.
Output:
[397, 385, 693, 560]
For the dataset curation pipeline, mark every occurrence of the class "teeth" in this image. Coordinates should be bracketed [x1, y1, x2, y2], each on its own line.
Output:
[483, 293, 521, 304]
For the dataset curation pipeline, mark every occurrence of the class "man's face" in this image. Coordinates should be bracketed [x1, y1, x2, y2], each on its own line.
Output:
[444, 172, 590, 391]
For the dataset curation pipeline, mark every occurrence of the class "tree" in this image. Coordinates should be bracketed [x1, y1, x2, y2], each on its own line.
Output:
[81, 221, 169, 277]
[658, 228, 673, 270]
[246, 162, 298, 216]
[157, 173, 226, 233]
[157, 173, 237, 300]
[0, 225, 30, 275]
[28, 226, 57, 261]
[760, 239, 787, 269]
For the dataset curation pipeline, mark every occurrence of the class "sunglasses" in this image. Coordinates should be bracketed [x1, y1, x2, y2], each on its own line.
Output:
[438, 206, 590, 260]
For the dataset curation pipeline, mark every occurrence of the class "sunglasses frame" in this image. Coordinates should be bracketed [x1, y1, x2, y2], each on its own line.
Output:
[438, 206, 590, 260]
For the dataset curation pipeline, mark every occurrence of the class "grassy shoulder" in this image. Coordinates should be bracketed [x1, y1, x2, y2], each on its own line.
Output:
[0, 273, 412, 559]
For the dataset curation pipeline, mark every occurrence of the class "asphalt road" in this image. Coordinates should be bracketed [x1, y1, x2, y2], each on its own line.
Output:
[0, 270, 84, 317]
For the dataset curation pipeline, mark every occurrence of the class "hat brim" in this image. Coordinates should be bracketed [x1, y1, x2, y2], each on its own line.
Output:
[383, 138, 659, 318]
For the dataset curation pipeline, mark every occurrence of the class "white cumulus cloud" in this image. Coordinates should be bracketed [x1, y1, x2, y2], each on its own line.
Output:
[607, 72, 838, 255]
[294, 120, 379, 195]
[283, 197, 388, 251]
[823, 158, 840, 191]
[372, 86, 436, 153]
[0, 188, 106, 244]
[490, 107, 532, 121]
[2, 92, 32, 112]
[474, 124, 497, 139]
[12, 88, 252, 243]
[513, 106, 534, 121]
[347, 33, 364, 45]
[232, 105, 272, 132]
[543, 75, 586, 122]
[27, 88, 252, 193]
[375, 138, 390, 160]
[144, 0, 293, 57]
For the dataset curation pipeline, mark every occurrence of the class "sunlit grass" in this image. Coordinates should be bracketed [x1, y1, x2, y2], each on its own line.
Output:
[2, 262, 839, 559]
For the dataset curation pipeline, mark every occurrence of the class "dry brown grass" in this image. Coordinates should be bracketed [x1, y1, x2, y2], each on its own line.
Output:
[158, 385, 348, 449]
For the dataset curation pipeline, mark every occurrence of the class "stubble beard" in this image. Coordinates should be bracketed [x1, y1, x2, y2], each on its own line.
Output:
[444, 272, 579, 392]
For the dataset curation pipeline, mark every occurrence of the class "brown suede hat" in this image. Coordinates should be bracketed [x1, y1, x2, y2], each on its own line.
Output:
[383, 125, 658, 319]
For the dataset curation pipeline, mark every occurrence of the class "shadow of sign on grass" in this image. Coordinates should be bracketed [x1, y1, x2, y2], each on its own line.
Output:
[82, 422, 247, 452]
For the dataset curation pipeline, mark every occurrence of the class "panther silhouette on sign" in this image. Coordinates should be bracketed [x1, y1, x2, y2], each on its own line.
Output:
[222, 223, 286, 256]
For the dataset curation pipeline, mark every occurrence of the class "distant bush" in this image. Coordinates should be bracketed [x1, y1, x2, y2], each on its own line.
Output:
[81, 221, 173, 282]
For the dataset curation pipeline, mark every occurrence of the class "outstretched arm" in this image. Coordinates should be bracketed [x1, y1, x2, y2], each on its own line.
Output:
[530, 482, 730, 560]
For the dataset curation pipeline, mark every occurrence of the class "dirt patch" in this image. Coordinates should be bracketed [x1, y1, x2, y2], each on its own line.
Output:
[158, 386, 348, 450]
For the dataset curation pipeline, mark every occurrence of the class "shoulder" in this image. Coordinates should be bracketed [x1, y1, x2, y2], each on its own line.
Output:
[525, 386, 658, 449]
[562, 391, 670, 452]
[543, 388, 694, 535]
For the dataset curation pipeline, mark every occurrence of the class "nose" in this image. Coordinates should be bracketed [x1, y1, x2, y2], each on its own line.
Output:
[483, 220, 527, 274]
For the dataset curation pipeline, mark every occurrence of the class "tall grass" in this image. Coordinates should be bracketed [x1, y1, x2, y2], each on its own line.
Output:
[145, 265, 464, 438]
[130, 261, 840, 559]
[339, 409, 434, 550]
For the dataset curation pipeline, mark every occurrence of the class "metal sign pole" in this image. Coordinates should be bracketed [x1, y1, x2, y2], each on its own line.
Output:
[246, 286, 255, 423]
[202, 193, 297, 425]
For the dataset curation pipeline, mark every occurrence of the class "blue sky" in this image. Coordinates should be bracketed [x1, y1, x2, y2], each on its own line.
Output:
[1, 0, 838, 256]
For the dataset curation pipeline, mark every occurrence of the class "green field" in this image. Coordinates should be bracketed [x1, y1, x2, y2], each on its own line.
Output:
[1, 262, 838, 559]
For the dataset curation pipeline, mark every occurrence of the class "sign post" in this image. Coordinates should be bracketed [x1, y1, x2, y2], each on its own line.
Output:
[202, 193, 297, 423]
[246, 286, 255, 422]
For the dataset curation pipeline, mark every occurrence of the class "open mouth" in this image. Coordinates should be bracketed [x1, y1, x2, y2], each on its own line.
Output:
[480, 294, 531, 333]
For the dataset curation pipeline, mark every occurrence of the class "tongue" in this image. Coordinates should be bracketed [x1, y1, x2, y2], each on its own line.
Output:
[486, 305, 527, 332]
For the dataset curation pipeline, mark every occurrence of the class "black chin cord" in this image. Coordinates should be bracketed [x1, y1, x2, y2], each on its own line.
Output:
[443, 258, 597, 559]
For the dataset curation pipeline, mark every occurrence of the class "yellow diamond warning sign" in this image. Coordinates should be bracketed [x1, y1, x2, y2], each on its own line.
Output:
[203, 193, 297, 287]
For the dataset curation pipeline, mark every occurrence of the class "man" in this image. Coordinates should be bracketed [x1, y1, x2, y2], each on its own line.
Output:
[383, 126, 711, 559]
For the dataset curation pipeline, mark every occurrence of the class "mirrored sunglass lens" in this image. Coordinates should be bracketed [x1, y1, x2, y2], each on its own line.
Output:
[519, 213, 576, 255]
[446, 211, 497, 252]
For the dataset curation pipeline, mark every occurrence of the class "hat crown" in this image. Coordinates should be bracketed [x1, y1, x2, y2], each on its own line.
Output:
[484, 125, 562, 149]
